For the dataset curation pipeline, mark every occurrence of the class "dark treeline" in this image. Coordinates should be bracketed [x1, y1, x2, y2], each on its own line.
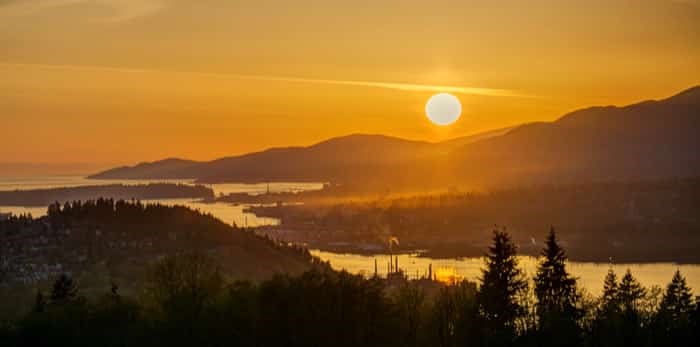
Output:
[0, 183, 214, 206]
[1, 229, 697, 347]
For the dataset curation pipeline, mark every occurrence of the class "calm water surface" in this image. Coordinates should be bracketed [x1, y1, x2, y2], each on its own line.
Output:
[310, 250, 700, 295]
[0, 176, 324, 196]
[2, 176, 698, 293]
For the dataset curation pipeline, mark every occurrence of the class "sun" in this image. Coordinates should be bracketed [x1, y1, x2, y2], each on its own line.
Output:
[434, 267, 462, 284]
[425, 93, 462, 126]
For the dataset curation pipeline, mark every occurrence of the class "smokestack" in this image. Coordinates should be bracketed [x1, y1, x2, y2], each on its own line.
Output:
[428, 264, 432, 281]
[395, 256, 398, 274]
[374, 258, 378, 277]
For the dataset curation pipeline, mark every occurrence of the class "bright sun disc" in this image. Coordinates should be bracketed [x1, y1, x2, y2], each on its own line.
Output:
[425, 93, 462, 126]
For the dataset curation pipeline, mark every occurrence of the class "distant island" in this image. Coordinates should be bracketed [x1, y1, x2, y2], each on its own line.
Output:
[0, 183, 214, 207]
[0, 199, 315, 317]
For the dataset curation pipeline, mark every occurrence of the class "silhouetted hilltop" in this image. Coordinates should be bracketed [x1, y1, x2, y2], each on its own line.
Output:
[89, 158, 200, 179]
[0, 200, 315, 287]
[665, 85, 700, 105]
[90, 86, 700, 187]
[451, 85, 700, 185]
[195, 134, 440, 182]
[90, 134, 445, 183]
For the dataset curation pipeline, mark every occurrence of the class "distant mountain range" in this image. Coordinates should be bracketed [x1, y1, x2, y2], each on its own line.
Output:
[90, 86, 700, 187]
[452, 86, 700, 186]
[89, 129, 503, 185]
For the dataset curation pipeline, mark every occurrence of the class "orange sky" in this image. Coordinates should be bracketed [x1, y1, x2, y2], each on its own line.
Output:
[1, 0, 699, 167]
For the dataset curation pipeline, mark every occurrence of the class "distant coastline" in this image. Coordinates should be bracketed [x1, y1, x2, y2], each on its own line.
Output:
[0, 183, 213, 206]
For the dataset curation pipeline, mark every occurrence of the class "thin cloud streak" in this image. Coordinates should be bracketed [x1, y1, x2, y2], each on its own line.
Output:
[0, 62, 524, 97]
[235, 75, 522, 97]
[0, 0, 165, 22]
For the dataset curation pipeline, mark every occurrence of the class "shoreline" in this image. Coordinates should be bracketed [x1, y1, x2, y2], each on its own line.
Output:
[290, 244, 700, 265]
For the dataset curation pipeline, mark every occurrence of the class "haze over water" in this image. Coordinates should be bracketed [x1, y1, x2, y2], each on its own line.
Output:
[2, 175, 698, 295]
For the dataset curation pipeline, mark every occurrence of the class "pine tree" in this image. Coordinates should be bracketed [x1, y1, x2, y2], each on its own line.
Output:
[600, 269, 619, 315]
[534, 228, 582, 345]
[535, 228, 580, 315]
[653, 270, 695, 346]
[477, 228, 527, 344]
[618, 270, 646, 314]
[617, 270, 647, 345]
[659, 270, 694, 319]
[591, 269, 624, 347]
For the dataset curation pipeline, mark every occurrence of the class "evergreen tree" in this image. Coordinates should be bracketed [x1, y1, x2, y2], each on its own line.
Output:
[591, 269, 624, 347]
[617, 270, 647, 346]
[652, 270, 695, 347]
[659, 270, 694, 320]
[600, 269, 619, 315]
[618, 270, 646, 314]
[534, 228, 582, 346]
[477, 228, 527, 345]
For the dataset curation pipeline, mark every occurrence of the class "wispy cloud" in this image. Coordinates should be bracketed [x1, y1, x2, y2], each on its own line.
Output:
[234, 75, 521, 97]
[0, 62, 524, 97]
[0, 0, 165, 22]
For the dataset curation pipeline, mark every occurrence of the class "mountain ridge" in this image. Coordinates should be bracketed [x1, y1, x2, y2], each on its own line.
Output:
[90, 85, 700, 187]
[89, 133, 467, 181]
[450, 85, 700, 185]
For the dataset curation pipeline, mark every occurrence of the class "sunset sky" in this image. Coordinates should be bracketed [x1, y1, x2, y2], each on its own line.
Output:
[1, 0, 699, 168]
